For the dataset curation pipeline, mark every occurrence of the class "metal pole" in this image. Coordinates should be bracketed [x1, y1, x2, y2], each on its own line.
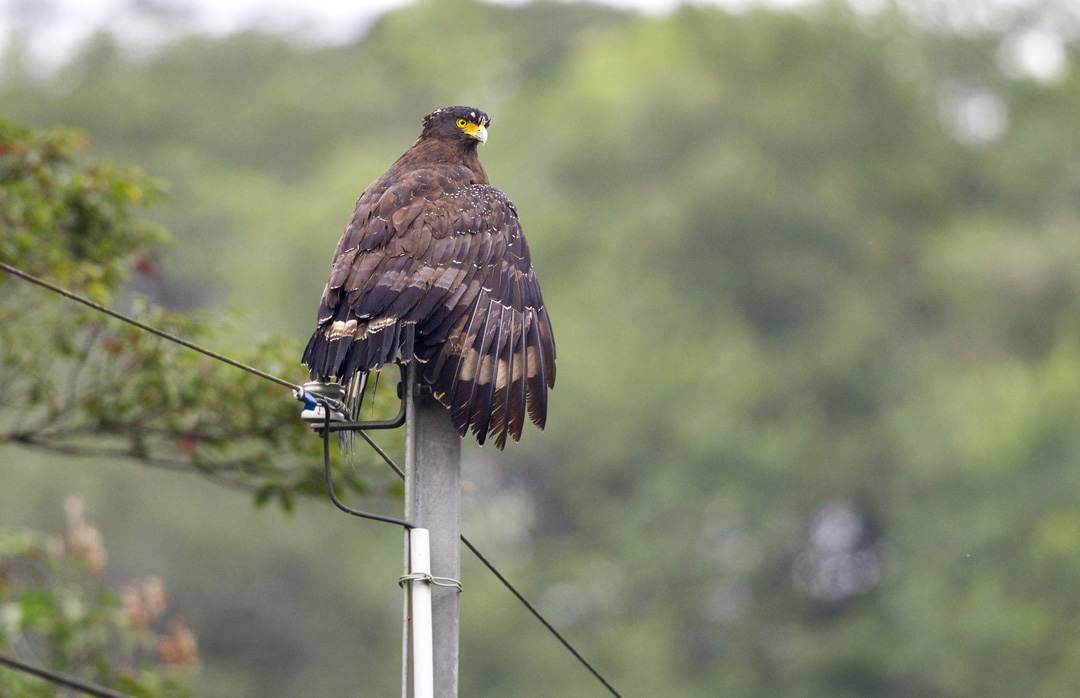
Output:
[403, 363, 417, 698]
[403, 360, 462, 698]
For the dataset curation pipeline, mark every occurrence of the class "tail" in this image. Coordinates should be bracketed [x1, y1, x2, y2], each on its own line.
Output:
[424, 301, 555, 449]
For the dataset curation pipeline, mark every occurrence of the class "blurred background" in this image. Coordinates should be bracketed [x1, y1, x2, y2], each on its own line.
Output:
[3, 0, 1080, 696]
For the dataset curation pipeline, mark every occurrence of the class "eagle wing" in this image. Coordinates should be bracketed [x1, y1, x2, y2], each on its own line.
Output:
[302, 168, 555, 448]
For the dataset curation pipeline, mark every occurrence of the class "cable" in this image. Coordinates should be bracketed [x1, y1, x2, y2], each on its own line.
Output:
[360, 432, 625, 698]
[1, 260, 625, 698]
[0, 651, 138, 698]
[460, 535, 623, 697]
[321, 401, 413, 529]
[359, 429, 406, 478]
[0, 261, 301, 392]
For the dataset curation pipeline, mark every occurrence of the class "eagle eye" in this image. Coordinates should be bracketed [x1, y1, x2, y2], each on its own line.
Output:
[456, 118, 468, 128]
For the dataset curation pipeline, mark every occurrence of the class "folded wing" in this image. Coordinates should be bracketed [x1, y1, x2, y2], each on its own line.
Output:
[302, 173, 555, 448]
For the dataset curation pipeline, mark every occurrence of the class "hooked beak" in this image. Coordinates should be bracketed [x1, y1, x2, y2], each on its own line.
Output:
[464, 122, 488, 144]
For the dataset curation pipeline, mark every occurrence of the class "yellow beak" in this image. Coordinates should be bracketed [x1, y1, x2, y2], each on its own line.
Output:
[463, 122, 488, 144]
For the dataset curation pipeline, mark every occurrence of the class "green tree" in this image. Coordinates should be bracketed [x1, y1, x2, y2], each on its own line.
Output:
[4, 1, 1080, 697]
[0, 121, 393, 510]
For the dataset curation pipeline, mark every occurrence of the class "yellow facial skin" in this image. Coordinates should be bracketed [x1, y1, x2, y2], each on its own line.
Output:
[457, 118, 488, 144]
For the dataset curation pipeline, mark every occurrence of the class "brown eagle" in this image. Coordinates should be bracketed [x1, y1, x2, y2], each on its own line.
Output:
[302, 106, 555, 448]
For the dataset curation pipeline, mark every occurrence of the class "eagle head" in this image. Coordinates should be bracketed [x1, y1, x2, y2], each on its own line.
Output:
[422, 106, 490, 145]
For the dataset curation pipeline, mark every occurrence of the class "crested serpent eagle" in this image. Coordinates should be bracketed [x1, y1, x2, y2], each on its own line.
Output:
[302, 107, 556, 448]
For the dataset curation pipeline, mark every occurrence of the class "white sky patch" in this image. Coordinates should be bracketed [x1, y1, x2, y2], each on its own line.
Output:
[490, 0, 816, 13]
[793, 500, 885, 602]
[845, 0, 887, 15]
[182, 0, 411, 40]
[0, 0, 1064, 73]
[939, 83, 1009, 145]
[0, 0, 409, 70]
[0, 0, 821, 70]
[998, 27, 1069, 84]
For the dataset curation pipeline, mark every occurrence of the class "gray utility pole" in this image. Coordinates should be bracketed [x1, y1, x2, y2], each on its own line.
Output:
[403, 361, 462, 698]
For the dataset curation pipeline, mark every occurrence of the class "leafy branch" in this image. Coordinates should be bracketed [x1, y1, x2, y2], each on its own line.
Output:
[0, 121, 399, 511]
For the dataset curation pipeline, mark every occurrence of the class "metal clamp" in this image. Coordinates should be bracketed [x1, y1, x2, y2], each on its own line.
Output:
[398, 573, 463, 593]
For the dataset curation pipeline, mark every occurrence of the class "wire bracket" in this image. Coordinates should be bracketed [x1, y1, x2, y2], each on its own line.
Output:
[319, 400, 413, 529]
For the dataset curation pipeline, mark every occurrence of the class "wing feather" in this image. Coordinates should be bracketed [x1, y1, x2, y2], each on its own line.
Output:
[525, 306, 548, 429]
[448, 298, 490, 436]
[303, 165, 555, 447]
[472, 300, 509, 444]
[492, 309, 514, 449]
[512, 303, 528, 442]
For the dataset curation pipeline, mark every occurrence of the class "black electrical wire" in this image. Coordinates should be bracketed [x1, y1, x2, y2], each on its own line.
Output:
[0, 651, 137, 698]
[0, 262, 301, 392]
[1, 260, 625, 698]
[321, 401, 413, 529]
[459, 535, 623, 697]
[361, 373, 615, 691]
[354, 431, 624, 698]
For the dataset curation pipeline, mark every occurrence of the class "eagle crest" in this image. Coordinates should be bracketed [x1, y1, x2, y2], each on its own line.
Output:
[303, 106, 556, 448]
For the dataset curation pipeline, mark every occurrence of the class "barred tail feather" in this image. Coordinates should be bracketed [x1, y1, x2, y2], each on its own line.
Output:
[471, 302, 508, 445]
[511, 308, 529, 442]
[303, 313, 417, 383]
[525, 307, 548, 429]
[492, 310, 516, 449]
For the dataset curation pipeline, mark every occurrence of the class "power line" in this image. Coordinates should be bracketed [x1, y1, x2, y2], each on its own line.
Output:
[0, 261, 301, 392]
[351, 428, 625, 698]
[460, 535, 623, 697]
[0, 260, 625, 698]
[0, 651, 138, 698]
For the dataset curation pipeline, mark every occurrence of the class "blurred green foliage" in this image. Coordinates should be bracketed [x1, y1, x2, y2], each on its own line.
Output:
[3, 0, 1080, 697]
[0, 121, 387, 510]
[0, 497, 195, 698]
